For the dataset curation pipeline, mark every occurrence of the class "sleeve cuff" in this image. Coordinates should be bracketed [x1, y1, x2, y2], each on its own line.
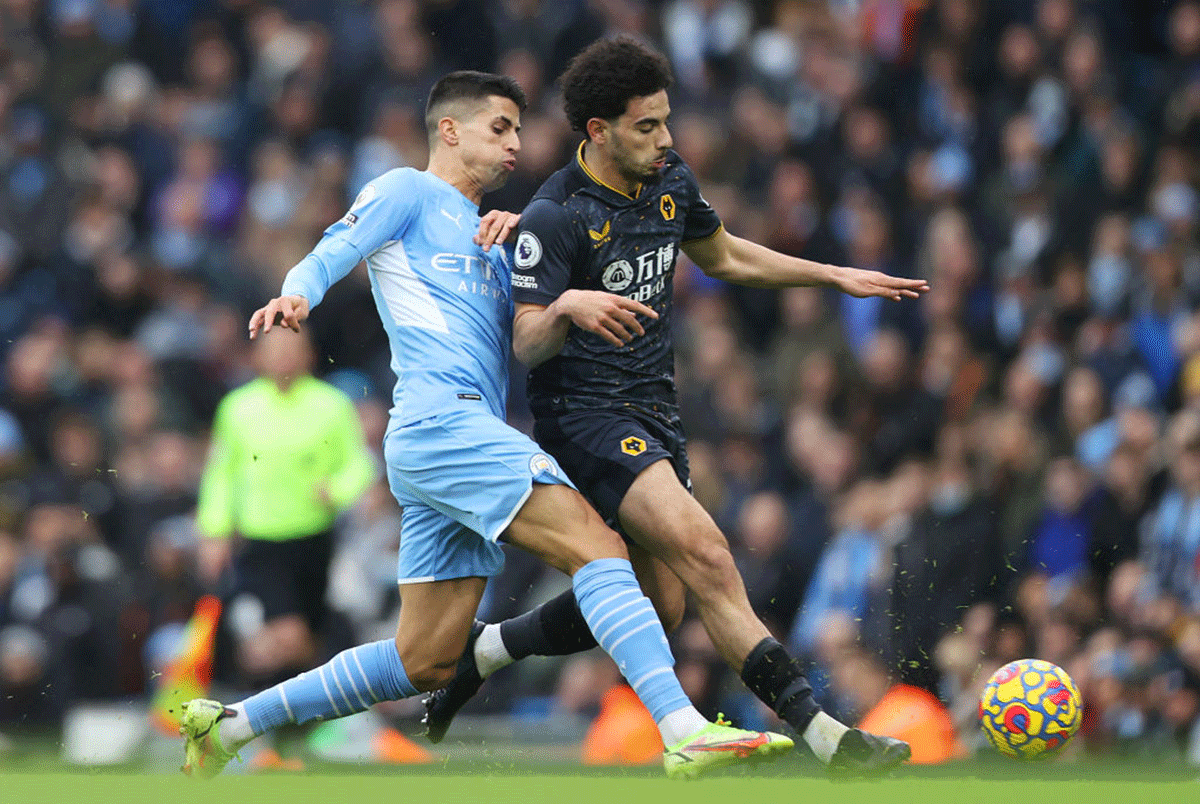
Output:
[513, 289, 561, 306]
[281, 254, 327, 306]
[681, 222, 724, 245]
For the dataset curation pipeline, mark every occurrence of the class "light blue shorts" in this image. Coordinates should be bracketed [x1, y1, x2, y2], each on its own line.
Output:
[383, 406, 573, 584]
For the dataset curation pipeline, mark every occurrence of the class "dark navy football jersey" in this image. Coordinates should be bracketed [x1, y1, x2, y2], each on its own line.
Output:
[513, 143, 722, 418]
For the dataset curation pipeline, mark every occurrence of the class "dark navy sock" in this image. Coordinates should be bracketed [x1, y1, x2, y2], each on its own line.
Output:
[741, 637, 821, 733]
[499, 588, 598, 659]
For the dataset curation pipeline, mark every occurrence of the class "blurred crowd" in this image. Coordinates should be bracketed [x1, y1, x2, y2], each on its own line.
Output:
[0, 0, 1199, 764]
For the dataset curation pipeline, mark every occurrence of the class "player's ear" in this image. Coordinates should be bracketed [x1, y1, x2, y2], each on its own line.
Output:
[438, 116, 459, 147]
[586, 117, 607, 145]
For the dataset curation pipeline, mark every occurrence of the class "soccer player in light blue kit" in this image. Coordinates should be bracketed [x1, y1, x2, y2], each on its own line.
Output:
[179, 71, 791, 780]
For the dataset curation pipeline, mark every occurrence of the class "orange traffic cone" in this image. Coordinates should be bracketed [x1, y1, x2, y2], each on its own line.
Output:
[374, 727, 434, 764]
[856, 683, 967, 764]
[581, 684, 664, 766]
[249, 747, 306, 773]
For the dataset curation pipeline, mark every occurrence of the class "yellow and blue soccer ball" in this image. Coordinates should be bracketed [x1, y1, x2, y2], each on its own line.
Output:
[979, 658, 1082, 759]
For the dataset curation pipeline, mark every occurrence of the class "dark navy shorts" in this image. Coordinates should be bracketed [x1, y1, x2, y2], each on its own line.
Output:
[533, 409, 690, 527]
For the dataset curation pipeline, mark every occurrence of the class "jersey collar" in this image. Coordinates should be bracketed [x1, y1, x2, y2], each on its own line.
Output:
[575, 141, 642, 204]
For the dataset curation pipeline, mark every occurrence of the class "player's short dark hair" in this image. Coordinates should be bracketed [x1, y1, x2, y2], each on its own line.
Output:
[560, 36, 673, 133]
[425, 71, 527, 138]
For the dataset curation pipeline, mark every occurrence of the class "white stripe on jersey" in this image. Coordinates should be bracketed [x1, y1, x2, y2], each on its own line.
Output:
[370, 240, 451, 333]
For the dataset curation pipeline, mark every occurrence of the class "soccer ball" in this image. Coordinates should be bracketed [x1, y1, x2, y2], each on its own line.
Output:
[978, 658, 1082, 759]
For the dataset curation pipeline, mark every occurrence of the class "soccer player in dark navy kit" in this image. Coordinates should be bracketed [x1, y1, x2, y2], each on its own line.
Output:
[426, 38, 927, 773]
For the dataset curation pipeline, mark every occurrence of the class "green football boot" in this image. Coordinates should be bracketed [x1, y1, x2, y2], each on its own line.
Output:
[662, 715, 793, 780]
[180, 699, 238, 779]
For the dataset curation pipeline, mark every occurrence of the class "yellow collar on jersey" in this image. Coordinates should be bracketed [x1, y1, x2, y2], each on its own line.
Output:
[576, 141, 642, 201]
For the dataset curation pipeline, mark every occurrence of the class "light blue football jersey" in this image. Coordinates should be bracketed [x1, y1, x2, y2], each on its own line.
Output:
[282, 168, 514, 423]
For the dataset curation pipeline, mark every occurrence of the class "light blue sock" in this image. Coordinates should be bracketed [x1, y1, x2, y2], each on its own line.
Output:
[573, 557, 691, 722]
[242, 639, 418, 736]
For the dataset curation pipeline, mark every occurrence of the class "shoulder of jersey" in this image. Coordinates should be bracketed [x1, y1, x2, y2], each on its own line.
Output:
[389, 166, 422, 180]
[531, 161, 588, 205]
[661, 149, 688, 175]
[322, 381, 368, 409]
[375, 166, 429, 192]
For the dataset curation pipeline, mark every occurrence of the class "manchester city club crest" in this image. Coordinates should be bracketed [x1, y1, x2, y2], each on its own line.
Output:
[529, 453, 557, 476]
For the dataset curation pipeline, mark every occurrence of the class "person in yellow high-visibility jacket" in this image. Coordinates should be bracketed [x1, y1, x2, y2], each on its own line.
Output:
[196, 328, 375, 684]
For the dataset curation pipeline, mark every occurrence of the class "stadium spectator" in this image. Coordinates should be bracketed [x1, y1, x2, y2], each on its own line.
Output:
[788, 479, 883, 660]
[1140, 410, 1200, 611]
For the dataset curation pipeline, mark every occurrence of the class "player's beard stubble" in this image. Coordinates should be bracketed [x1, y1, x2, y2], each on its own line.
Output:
[609, 132, 666, 186]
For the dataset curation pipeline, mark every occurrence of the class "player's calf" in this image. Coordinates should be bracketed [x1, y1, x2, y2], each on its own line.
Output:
[629, 548, 687, 633]
[394, 576, 487, 691]
[395, 625, 475, 691]
[423, 621, 486, 743]
[399, 653, 462, 692]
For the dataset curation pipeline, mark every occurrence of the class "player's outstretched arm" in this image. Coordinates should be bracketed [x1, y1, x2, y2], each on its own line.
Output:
[248, 294, 311, 339]
[247, 169, 421, 340]
[513, 290, 658, 367]
[829, 264, 931, 299]
[683, 228, 929, 300]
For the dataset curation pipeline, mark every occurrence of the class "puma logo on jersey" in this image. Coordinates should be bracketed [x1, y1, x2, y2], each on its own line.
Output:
[588, 220, 611, 246]
[441, 209, 463, 229]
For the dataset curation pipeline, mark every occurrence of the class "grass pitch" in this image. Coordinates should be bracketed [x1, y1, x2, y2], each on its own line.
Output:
[1, 758, 1196, 804]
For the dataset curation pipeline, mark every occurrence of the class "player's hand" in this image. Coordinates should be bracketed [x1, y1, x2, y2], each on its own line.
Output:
[555, 289, 658, 347]
[475, 210, 521, 251]
[832, 266, 930, 301]
[248, 294, 311, 339]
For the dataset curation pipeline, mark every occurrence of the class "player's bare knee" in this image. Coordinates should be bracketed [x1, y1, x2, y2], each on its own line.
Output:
[557, 496, 628, 569]
[404, 653, 460, 691]
[575, 522, 628, 569]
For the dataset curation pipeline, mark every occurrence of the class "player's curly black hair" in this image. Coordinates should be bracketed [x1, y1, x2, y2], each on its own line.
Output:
[560, 36, 673, 133]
